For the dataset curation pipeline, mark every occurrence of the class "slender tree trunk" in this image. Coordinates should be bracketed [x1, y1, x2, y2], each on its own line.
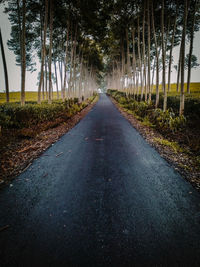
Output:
[176, 46, 182, 92]
[180, 0, 188, 115]
[45, 56, 48, 99]
[38, 0, 48, 104]
[132, 28, 136, 95]
[137, 15, 143, 99]
[168, 1, 178, 92]
[126, 28, 131, 92]
[187, 0, 197, 93]
[48, 0, 54, 104]
[63, 21, 70, 99]
[142, 2, 147, 101]
[72, 25, 77, 98]
[147, 0, 151, 102]
[54, 59, 59, 99]
[161, 0, 167, 111]
[0, 28, 9, 102]
[21, 0, 26, 106]
[151, 1, 159, 108]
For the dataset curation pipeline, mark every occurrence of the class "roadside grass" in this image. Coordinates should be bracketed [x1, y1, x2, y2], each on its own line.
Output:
[153, 137, 186, 153]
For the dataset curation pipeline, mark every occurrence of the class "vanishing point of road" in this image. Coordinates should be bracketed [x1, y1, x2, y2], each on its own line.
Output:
[1, 94, 200, 266]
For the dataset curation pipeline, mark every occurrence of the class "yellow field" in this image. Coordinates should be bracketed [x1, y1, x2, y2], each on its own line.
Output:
[152, 82, 200, 97]
[0, 83, 200, 103]
[0, 91, 62, 103]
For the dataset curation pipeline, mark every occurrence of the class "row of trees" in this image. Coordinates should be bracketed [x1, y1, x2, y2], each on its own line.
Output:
[105, 0, 200, 115]
[0, 0, 107, 105]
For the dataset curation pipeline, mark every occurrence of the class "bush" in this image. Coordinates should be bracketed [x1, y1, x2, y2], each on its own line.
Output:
[0, 96, 95, 129]
[108, 89, 187, 133]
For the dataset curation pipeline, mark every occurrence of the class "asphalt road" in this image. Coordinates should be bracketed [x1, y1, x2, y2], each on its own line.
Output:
[1, 94, 200, 267]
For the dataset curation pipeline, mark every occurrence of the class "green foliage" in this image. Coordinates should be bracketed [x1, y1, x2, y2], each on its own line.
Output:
[150, 109, 186, 133]
[0, 96, 95, 129]
[108, 89, 187, 133]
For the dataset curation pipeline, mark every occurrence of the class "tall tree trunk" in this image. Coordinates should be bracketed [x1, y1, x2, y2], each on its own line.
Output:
[126, 28, 131, 92]
[0, 28, 9, 102]
[176, 46, 182, 92]
[45, 55, 48, 99]
[161, 0, 167, 111]
[48, 0, 54, 104]
[54, 58, 59, 99]
[137, 15, 143, 99]
[63, 21, 70, 99]
[180, 0, 188, 115]
[187, 0, 197, 93]
[168, 1, 178, 92]
[132, 28, 136, 95]
[147, 0, 151, 102]
[142, 2, 147, 101]
[21, 0, 26, 106]
[38, 0, 48, 104]
[151, 1, 159, 108]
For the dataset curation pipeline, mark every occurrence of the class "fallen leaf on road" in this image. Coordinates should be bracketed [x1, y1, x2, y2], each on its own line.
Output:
[0, 225, 9, 232]
[56, 152, 63, 157]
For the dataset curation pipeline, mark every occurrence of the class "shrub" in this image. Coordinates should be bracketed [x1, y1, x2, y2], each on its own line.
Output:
[0, 96, 95, 129]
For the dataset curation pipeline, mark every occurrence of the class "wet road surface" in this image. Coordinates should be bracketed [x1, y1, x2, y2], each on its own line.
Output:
[1, 94, 200, 266]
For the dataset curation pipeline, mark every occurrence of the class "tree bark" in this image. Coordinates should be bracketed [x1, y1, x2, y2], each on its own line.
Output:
[151, 1, 159, 108]
[21, 0, 26, 106]
[147, 0, 151, 102]
[142, 2, 147, 101]
[167, 1, 178, 92]
[137, 15, 143, 99]
[37, 0, 48, 104]
[0, 28, 9, 102]
[187, 0, 197, 93]
[48, 0, 54, 104]
[63, 21, 70, 99]
[180, 0, 188, 115]
[161, 0, 167, 111]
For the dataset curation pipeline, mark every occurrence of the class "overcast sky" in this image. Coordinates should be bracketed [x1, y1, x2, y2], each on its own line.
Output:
[0, 5, 200, 92]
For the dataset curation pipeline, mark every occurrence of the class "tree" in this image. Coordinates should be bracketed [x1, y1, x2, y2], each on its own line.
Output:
[37, 0, 48, 104]
[21, 0, 26, 106]
[48, 0, 54, 104]
[0, 28, 9, 102]
[180, 0, 188, 115]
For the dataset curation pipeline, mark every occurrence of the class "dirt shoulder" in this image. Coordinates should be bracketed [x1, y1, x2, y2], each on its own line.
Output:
[0, 96, 98, 188]
[109, 96, 200, 191]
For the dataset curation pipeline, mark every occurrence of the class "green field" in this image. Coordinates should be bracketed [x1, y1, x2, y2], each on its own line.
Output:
[0, 91, 62, 103]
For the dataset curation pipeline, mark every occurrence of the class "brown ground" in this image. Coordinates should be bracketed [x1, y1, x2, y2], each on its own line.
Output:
[109, 96, 200, 191]
[0, 97, 98, 188]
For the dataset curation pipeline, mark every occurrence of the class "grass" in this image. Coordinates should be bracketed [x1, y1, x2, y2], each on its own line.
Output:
[0, 91, 62, 103]
[154, 137, 186, 153]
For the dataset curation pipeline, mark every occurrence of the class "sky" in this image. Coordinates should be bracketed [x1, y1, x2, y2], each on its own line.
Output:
[0, 5, 200, 92]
